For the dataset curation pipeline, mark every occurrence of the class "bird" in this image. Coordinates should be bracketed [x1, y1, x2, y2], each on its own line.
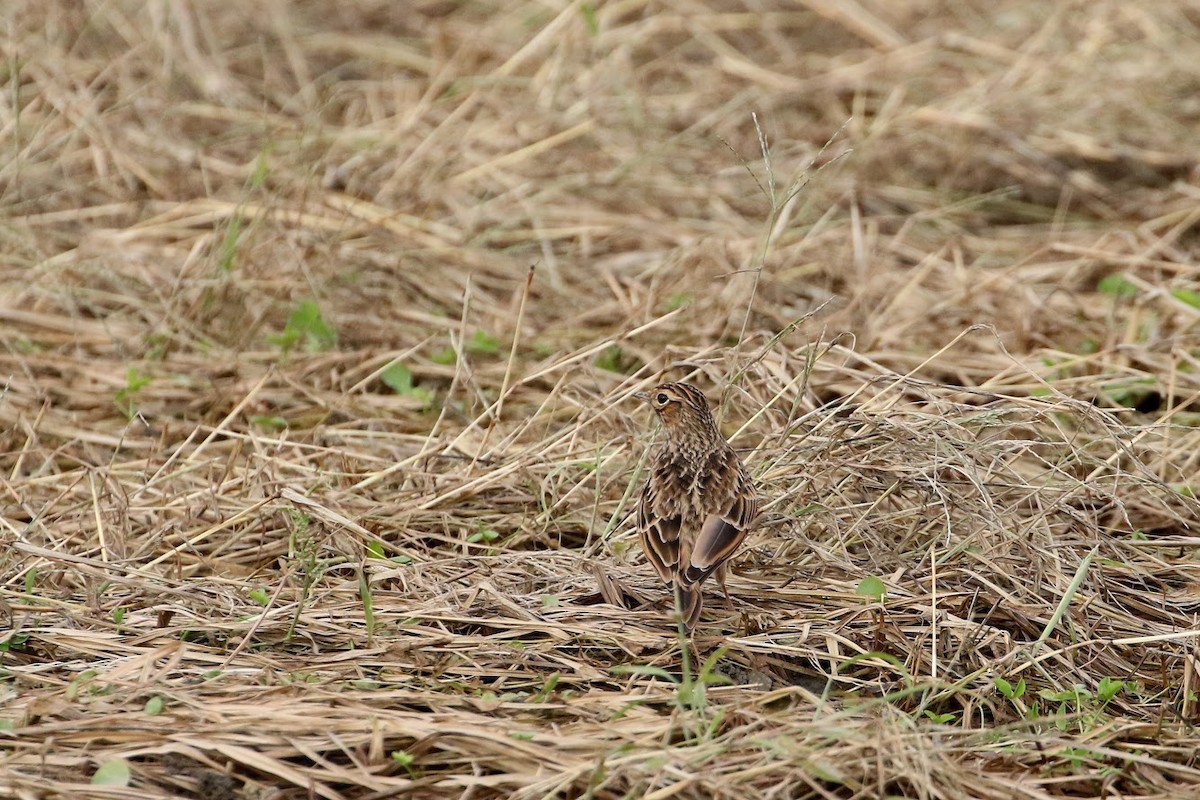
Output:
[634, 382, 757, 631]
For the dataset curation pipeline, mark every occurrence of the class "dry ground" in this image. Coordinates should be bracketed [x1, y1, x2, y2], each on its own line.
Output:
[3, 1, 1200, 798]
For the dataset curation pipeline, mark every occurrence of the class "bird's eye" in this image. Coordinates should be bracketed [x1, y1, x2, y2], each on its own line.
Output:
[655, 393, 669, 405]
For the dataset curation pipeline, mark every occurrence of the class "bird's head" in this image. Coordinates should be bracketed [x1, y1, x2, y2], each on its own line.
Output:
[635, 382, 718, 444]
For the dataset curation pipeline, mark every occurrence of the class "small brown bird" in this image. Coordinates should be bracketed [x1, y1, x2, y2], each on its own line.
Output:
[634, 382, 757, 631]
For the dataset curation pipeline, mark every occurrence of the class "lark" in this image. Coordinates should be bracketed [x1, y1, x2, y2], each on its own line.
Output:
[634, 382, 757, 631]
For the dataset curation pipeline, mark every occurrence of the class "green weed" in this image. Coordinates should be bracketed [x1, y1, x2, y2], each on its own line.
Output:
[380, 361, 434, 407]
[269, 300, 337, 354]
[114, 367, 152, 419]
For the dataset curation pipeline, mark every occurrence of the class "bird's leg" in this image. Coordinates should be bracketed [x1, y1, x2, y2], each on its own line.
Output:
[715, 564, 733, 606]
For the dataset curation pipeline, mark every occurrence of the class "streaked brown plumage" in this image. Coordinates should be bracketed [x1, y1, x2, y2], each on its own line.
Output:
[634, 382, 757, 631]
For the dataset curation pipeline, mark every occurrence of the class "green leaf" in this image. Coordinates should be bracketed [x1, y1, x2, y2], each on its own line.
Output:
[1097, 273, 1137, 298]
[467, 330, 500, 355]
[855, 576, 886, 600]
[1097, 676, 1125, 704]
[218, 213, 243, 273]
[1106, 380, 1156, 409]
[249, 415, 288, 429]
[381, 362, 414, 393]
[126, 367, 152, 392]
[0, 632, 29, 652]
[144, 695, 165, 715]
[579, 3, 599, 35]
[467, 528, 501, 544]
[806, 760, 846, 784]
[594, 345, 625, 373]
[1172, 287, 1200, 309]
[665, 292, 694, 310]
[115, 367, 153, 418]
[251, 146, 271, 188]
[248, 588, 270, 606]
[430, 347, 457, 365]
[530, 672, 560, 702]
[91, 759, 131, 786]
[1038, 685, 1090, 704]
[995, 677, 1025, 699]
[270, 300, 337, 353]
[380, 362, 434, 406]
[1036, 546, 1097, 646]
[367, 540, 386, 560]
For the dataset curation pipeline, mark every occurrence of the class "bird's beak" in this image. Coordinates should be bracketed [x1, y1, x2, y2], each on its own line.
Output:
[633, 391, 650, 402]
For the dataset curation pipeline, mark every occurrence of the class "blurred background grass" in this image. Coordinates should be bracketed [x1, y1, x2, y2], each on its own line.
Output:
[3, 2, 1200, 798]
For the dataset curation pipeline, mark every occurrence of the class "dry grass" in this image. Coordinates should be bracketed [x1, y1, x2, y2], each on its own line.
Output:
[3, 1, 1200, 798]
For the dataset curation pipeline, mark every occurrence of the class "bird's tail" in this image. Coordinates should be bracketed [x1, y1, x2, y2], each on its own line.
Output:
[674, 582, 703, 632]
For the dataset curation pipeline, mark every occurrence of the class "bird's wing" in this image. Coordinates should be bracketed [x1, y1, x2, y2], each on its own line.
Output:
[682, 468, 756, 586]
[637, 480, 680, 582]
